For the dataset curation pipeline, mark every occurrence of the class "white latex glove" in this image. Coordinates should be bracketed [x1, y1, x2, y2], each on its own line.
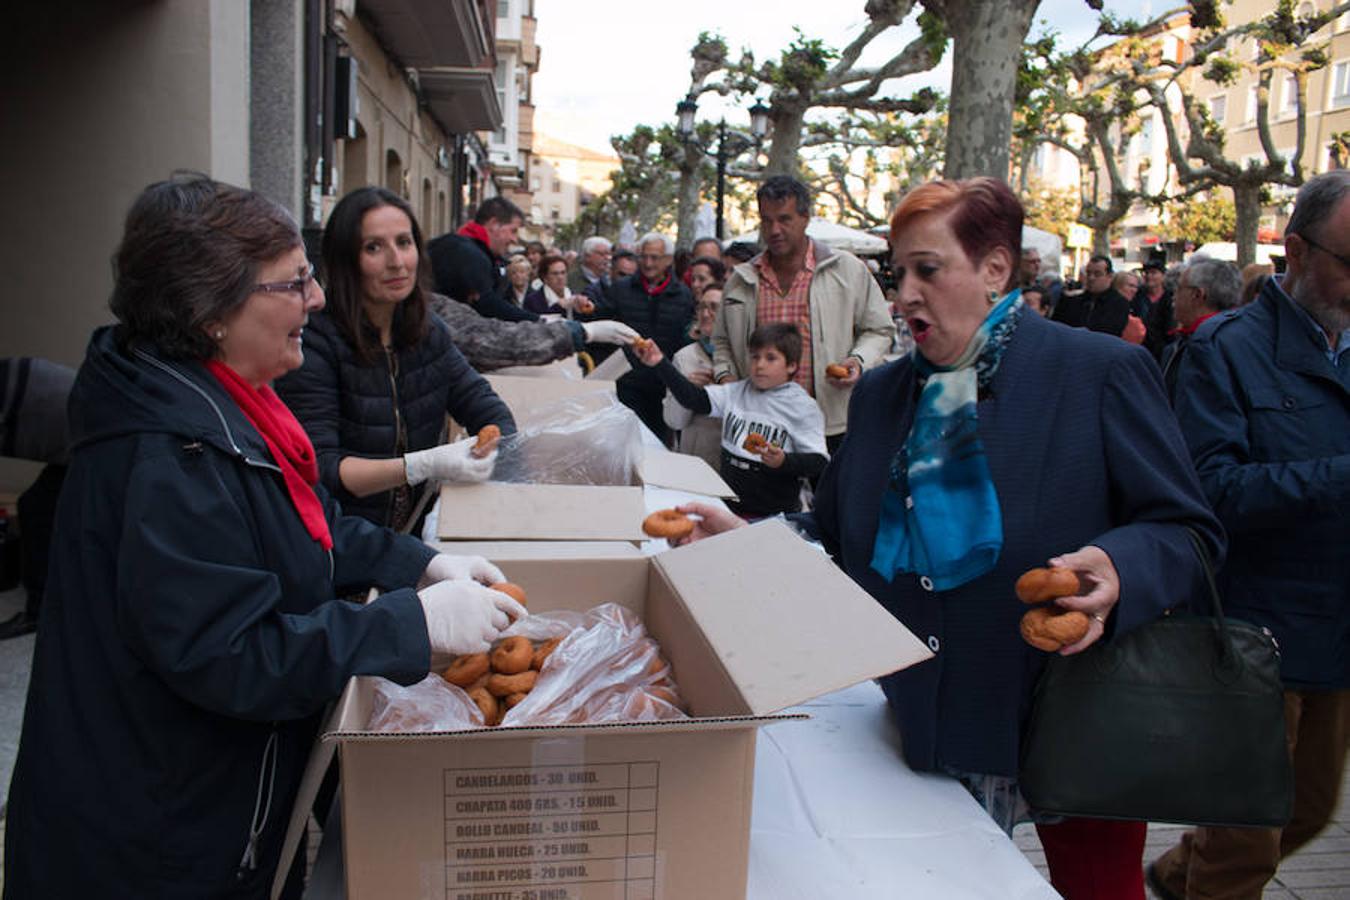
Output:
[582, 320, 641, 345]
[418, 579, 527, 657]
[404, 436, 495, 486]
[418, 552, 505, 589]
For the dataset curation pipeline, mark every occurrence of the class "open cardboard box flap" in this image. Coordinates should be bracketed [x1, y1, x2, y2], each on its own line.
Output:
[639, 446, 735, 497]
[437, 482, 647, 541]
[653, 518, 933, 717]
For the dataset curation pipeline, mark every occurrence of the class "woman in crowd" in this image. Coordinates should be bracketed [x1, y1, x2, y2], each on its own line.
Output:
[686, 255, 726, 300]
[276, 188, 634, 530]
[662, 284, 724, 469]
[3, 174, 525, 897]
[523, 253, 594, 317]
[679, 177, 1222, 900]
[504, 253, 532, 306]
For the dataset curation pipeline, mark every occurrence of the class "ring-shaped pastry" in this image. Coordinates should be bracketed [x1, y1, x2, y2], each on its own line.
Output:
[490, 636, 534, 675]
[1019, 607, 1090, 652]
[442, 652, 490, 688]
[1015, 566, 1082, 604]
[642, 509, 694, 540]
[487, 670, 538, 697]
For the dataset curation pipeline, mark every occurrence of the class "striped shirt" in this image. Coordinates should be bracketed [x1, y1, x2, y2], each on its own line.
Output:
[754, 242, 816, 394]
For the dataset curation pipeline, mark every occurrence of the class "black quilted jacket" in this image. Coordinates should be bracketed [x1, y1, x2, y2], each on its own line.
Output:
[275, 309, 514, 526]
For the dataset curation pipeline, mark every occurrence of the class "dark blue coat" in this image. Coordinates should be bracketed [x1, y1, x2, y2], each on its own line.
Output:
[3, 328, 436, 898]
[275, 310, 514, 527]
[1173, 279, 1350, 689]
[586, 273, 693, 441]
[813, 310, 1223, 776]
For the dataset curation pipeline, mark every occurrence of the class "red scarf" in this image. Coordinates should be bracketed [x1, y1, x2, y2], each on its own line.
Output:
[641, 273, 671, 296]
[204, 360, 333, 551]
[458, 222, 491, 248]
[1170, 311, 1218, 338]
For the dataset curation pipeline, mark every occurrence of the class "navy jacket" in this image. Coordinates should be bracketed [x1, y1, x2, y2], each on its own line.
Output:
[1052, 287, 1130, 336]
[813, 311, 1223, 776]
[1173, 279, 1350, 689]
[587, 273, 694, 440]
[275, 310, 514, 527]
[427, 232, 537, 323]
[3, 328, 435, 898]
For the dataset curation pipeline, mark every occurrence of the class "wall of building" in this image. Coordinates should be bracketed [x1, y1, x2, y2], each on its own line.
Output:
[1, 1, 251, 490]
[332, 12, 455, 236]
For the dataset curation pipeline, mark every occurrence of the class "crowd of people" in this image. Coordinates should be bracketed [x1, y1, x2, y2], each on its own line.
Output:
[0, 165, 1345, 900]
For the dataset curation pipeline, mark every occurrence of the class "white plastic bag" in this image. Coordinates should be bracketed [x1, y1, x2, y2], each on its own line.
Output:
[367, 603, 688, 732]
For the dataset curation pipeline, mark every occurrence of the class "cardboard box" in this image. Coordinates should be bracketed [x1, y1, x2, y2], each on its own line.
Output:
[440, 373, 735, 543]
[323, 520, 932, 900]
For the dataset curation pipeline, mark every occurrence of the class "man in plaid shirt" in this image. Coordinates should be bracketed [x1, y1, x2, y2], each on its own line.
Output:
[713, 176, 894, 453]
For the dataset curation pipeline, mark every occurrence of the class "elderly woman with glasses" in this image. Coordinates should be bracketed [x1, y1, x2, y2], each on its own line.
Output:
[662, 284, 725, 469]
[672, 177, 1223, 900]
[3, 174, 525, 898]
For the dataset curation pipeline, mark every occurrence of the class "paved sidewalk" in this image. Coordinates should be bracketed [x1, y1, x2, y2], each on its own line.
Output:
[1013, 778, 1350, 898]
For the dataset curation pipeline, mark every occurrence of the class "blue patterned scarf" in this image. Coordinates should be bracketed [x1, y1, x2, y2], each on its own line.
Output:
[870, 290, 1024, 590]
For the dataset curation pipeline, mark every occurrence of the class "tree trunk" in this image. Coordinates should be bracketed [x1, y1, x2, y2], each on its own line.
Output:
[764, 102, 808, 178]
[1233, 181, 1262, 269]
[1092, 228, 1111, 259]
[942, 0, 1040, 181]
[675, 161, 703, 250]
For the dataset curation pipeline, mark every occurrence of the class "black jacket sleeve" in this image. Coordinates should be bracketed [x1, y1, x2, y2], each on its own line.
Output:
[654, 359, 712, 414]
[117, 452, 431, 722]
[780, 451, 828, 479]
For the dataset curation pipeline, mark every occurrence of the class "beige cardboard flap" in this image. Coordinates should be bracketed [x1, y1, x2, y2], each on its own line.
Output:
[654, 518, 932, 716]
[639, 447, 735, 497]
[437, 482, 647, 540]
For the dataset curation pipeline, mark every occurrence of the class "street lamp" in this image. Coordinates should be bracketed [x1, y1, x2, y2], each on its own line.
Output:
[675, 96, 770, 240]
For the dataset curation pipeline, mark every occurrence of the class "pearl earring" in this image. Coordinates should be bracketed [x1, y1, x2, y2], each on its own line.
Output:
[214, 329, 226, 340]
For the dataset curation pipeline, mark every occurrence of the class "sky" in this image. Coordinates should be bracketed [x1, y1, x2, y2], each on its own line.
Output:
[531, 0, 1160, 155]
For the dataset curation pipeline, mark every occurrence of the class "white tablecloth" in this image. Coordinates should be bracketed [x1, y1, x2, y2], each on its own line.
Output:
[748, 682, 1059, 899]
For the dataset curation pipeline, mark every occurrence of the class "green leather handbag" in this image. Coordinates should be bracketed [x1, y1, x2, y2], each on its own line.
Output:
[1019, 529, 1293, 826]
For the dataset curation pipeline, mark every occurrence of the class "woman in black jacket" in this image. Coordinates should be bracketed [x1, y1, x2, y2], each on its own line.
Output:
[2, 174, 525, 899]
[276, 187, 516, 531]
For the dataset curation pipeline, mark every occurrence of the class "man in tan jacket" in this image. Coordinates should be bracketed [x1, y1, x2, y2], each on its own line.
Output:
[713, 176, 894, 451]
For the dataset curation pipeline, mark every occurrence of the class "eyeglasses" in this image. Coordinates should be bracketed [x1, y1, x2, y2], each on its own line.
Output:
[1299, 232, 1350, 270]
[255, 263, 319, 297]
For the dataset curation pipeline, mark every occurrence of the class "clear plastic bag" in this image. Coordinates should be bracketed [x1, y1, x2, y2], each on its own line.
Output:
[491, 394, 642, 486]
[367, 603, 688, 732]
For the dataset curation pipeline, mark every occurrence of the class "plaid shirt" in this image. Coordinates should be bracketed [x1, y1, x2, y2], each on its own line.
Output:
[754, 241, 816, 394]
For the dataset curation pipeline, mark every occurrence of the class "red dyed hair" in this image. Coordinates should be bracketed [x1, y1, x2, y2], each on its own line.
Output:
[889, 177, 1024, 291]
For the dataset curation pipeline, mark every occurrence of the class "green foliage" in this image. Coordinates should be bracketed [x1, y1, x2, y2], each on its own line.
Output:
[1022, 181, 1081, 241]
[1163, 194, 1236, 244]
[916, 10, 949, 60]
[1329, 131, 1350, 167]
[761, 28, 839, 93]
[1203, 55, 1240, 86]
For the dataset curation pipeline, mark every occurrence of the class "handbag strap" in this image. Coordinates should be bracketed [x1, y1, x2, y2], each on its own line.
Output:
[1185, 527, 1225, 622]
[1185, 527, 1246, 666]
